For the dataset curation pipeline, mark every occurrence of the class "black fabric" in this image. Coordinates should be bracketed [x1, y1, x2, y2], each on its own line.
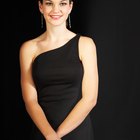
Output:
[31, 34, 94, 140]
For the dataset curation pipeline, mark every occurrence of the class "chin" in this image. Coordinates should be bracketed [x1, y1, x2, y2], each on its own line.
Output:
[47, 19, 67, 27]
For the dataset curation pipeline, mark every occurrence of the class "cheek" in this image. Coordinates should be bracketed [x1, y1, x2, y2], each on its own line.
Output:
[43, 7, 52, 13]
[64, 6, 71, 12]
[62, 7, 71, 15]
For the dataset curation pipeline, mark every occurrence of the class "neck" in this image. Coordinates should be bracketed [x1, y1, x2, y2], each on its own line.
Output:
[44, 23, 70, 41]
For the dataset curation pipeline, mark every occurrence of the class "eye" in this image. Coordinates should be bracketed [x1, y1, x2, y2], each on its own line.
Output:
[45, 2, 53, 6]
[60, 2, 67, 6]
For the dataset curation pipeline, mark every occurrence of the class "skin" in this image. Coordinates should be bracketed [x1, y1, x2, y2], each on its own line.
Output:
[19, 0, 99, 140]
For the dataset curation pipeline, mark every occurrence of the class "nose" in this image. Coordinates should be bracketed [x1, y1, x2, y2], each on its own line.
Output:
[52, 5, 60, 13]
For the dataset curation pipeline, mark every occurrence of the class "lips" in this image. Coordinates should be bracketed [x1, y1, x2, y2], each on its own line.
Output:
[50, 15, 62, 20]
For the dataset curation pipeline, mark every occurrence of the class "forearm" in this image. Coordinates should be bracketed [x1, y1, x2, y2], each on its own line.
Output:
[57, 98, 96, 138]
[25, 101, 56, 139]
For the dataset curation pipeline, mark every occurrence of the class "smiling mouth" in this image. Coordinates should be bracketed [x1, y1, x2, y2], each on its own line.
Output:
[50, 15, 62, 20]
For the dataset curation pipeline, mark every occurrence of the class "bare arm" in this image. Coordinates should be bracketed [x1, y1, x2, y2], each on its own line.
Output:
[19, 41, 61, 140]
[56, 37, 99, 138]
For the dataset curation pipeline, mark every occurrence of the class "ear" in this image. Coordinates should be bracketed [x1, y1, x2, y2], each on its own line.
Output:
[68, 1, 73, 14]
[38, 1, 43, 14]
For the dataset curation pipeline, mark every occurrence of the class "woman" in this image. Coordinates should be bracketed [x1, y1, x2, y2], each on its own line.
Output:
[19, 0, 99, 140]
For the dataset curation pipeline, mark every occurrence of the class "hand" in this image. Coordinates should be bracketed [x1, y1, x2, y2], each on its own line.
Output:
[45, 133, 62, 140]
[56, 128, 63, 139]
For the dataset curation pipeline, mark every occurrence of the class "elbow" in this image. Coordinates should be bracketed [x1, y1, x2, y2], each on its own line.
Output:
[24, 101, 32, 112]
[83, 97, 97, 109]
[90, 98, 97, 108]
[24, 99, 38, 111]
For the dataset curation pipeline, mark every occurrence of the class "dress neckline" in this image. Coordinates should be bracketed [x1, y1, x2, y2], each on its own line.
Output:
[32, 34, 79, 64]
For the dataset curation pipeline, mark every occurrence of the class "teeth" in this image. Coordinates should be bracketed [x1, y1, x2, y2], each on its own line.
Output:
[51, 16, 60, 17]
[50, 15, 61, 19]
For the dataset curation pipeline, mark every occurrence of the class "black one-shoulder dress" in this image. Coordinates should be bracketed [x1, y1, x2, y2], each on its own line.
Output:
[31, 34, 94, 140]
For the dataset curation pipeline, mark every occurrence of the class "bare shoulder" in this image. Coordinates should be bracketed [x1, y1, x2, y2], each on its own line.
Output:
[20, 39, 36, 56]
[19, 37, 40, 64]
[79, 36, 96, 50]
[78, 35, 97, 60]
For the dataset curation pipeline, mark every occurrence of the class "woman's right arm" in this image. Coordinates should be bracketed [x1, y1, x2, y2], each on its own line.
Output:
[19, 41, 61, 140]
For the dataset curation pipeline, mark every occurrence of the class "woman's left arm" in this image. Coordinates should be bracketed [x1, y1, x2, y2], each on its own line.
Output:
[57, 36, 99, 138]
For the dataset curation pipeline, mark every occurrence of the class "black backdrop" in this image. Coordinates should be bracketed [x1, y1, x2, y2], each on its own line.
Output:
[4, 0, 140, 140]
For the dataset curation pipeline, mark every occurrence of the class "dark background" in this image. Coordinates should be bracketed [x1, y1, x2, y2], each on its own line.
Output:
[4, 0, 140, 140]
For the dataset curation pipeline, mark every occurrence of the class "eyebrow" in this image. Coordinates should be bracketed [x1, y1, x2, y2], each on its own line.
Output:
[45, 0, 68, 2]
[60, 0, 68, 1]
[45, 0, 52, 2]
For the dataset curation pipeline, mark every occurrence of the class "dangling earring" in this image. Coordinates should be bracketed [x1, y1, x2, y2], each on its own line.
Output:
[41, 14, 44, 28]
[68, 14, 71, 28]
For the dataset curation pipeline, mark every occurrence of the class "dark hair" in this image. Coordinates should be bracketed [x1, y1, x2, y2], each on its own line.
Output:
[39, 0, 73, 4]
